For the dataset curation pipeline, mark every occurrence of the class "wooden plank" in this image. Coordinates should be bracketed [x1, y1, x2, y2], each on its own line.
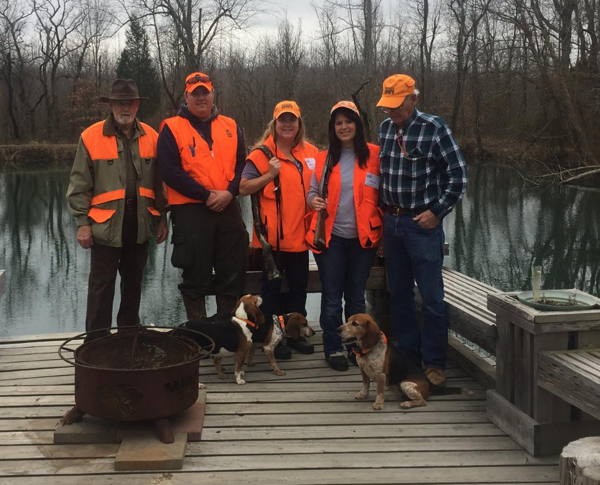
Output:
[538, 350, 600, 419]
[513, 327, 533, 415]
[202, 412, 491, 428]
[0, 467, 560, 484]
[200, 423, 506, 440]
[443, 267, 501, 293]
[0, 270, 4, 300]
[532, 333, 571, 423]
[0, 451, 557, 476]
[495, 317, 514, 402]
[0, 436, 521, 460]
[0, 401, 489, 423]
[447, 334, 496, 389]
[0, 332, 80, 345]
[445, 305, 497, 355]
[486, 389, 538, 455]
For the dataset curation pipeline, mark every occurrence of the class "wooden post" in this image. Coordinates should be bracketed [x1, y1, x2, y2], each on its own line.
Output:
[0, 270, 5, 300]
[560, 437, 600, 485]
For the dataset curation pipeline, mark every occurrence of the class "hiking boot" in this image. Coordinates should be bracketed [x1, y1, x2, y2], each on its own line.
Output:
[425, 368, 446, 387]
[274, 341, 292, 360]
[287, 337, 314, 354]
[183, 295, 206, 321]
[326, 352, 348, 372]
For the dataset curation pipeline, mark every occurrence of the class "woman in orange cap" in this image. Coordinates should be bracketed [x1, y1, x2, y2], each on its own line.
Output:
[306, 101, 383, 371]
[240, 101, 319, 359]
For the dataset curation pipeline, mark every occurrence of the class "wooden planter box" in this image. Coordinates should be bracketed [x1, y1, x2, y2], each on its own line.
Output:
[486, 290, 600, 456]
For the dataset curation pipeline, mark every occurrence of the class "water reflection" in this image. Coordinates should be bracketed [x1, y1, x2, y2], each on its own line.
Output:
[445, 166, 600, 294]
[0, 166, 598, 337]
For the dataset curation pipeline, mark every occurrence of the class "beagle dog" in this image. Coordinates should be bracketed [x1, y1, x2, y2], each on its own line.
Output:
[337, 313, 472, 410]
[246, 313, 316, 375]
[180, 294, 265, 385]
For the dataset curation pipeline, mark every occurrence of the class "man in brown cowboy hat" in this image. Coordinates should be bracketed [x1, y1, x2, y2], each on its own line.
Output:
[67, 78, 168, 340]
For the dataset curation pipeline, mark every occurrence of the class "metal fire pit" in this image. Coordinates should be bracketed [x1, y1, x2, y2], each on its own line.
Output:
[58, 326, 213, 441]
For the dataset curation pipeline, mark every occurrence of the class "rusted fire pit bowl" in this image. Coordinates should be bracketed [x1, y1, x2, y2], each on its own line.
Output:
[59, 326, 213, 422]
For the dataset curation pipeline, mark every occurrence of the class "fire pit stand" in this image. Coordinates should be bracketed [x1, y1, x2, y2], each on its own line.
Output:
[58, 325, 214, 444]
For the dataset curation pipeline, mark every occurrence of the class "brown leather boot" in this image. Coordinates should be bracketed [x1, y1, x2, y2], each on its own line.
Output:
[425, 368, 446, 387]
[216, 294, 238, 314]
[183, 295, 206, 321]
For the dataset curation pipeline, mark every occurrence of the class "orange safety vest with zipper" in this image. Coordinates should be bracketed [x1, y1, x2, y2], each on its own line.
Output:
[306, 143, 383, 251]
[81, 121, 161, 225]
[160, 115, 238, 205]
[246, 135, 318, 252]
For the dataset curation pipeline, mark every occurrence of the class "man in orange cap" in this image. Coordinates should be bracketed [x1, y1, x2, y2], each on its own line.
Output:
[376, 74, 468, 386]
[67, 79, 168, 340]
[158, 72, 248, 318]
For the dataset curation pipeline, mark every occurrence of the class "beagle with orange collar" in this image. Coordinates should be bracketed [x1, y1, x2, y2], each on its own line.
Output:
[180, 294, 265, 385]
[337, 313, 472, 410]
[247, 313, 316, 375]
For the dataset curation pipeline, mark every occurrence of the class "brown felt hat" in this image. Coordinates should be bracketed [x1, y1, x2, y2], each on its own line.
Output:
[100, 79, 148, 103]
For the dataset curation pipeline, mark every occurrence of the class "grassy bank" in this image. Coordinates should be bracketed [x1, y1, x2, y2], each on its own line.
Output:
[2, 140, 598, 186]
[0, 144, 77, 171]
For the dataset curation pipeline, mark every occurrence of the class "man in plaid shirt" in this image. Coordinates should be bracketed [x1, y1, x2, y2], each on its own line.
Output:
[376, 74, 467, 386]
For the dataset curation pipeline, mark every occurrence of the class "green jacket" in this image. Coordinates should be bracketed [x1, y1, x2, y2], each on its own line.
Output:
[66, 116, 168, 247]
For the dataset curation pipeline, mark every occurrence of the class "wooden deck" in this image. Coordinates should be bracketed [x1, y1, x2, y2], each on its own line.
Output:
[0, 330, 559, 484]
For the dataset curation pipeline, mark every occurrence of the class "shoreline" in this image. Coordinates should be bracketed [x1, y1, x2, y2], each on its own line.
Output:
[2, 141, 599, 187]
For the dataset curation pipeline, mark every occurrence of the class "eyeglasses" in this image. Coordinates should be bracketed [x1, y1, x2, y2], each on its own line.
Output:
[186, 74, 211, 86]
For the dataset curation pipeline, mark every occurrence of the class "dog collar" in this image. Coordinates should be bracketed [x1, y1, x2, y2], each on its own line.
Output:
[277, 315, 286, 330]
[353, 332, 387, 357]
[237, 317, 257, 328]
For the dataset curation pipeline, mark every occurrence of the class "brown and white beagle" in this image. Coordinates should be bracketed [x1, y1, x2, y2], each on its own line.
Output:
[180, 294, 265, 385]
[337, 313, 472, 410]
[246, 313, 316, 375]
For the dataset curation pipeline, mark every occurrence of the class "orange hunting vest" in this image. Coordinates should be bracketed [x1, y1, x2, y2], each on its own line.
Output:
[161, 115, 238, 205]
[246, 136, 318, 252]
[306, 143, 383, 251]
[81, 121, 160, 224]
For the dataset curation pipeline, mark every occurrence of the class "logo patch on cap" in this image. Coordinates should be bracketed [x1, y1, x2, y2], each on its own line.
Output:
[384, 87, 395, 94]
[281, 103, 293, 109]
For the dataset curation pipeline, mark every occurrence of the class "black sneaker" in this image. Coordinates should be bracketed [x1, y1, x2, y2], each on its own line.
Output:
[287, 337, 314, 354]
[326, 352, 349, 372]
[274, 341, 292, 360]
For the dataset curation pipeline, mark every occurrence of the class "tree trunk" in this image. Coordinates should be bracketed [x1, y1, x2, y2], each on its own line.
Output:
[559, 437, 600, 485]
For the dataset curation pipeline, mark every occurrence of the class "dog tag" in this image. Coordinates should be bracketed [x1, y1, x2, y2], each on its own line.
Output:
[365, 172, 380, 189]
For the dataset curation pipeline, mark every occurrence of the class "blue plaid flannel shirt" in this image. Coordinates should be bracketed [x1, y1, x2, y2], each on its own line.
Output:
[378, 109, 467, 219]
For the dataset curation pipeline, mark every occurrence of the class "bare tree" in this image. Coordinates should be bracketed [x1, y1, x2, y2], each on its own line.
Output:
[33, 0, 87, 137]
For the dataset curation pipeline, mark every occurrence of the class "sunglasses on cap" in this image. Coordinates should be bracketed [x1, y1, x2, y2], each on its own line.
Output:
[186, 74, 211, 85]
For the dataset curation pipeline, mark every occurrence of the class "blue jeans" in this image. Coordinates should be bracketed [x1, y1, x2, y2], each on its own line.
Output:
[384, 213, 448, 370]
[314, 235, 377, 356]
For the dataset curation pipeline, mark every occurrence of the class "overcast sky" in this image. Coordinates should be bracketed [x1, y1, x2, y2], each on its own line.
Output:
[238, 0, 399, 44]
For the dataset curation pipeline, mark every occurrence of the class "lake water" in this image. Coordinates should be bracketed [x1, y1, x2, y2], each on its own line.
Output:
[0, 165, 599, 337]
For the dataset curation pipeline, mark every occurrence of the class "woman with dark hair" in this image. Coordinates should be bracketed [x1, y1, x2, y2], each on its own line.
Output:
[306, 101, 383, 371]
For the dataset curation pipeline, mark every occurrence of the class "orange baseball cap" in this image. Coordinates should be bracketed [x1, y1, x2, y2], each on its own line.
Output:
[376, 74, 416, 108]
[185, 72, 213, 93]
[273, 100, 301, 119]
[330, 100, 359, 116]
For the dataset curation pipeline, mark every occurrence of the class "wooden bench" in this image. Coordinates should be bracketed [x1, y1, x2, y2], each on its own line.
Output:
[538, 349, 600, 420]
[442, 267, 499, 355]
